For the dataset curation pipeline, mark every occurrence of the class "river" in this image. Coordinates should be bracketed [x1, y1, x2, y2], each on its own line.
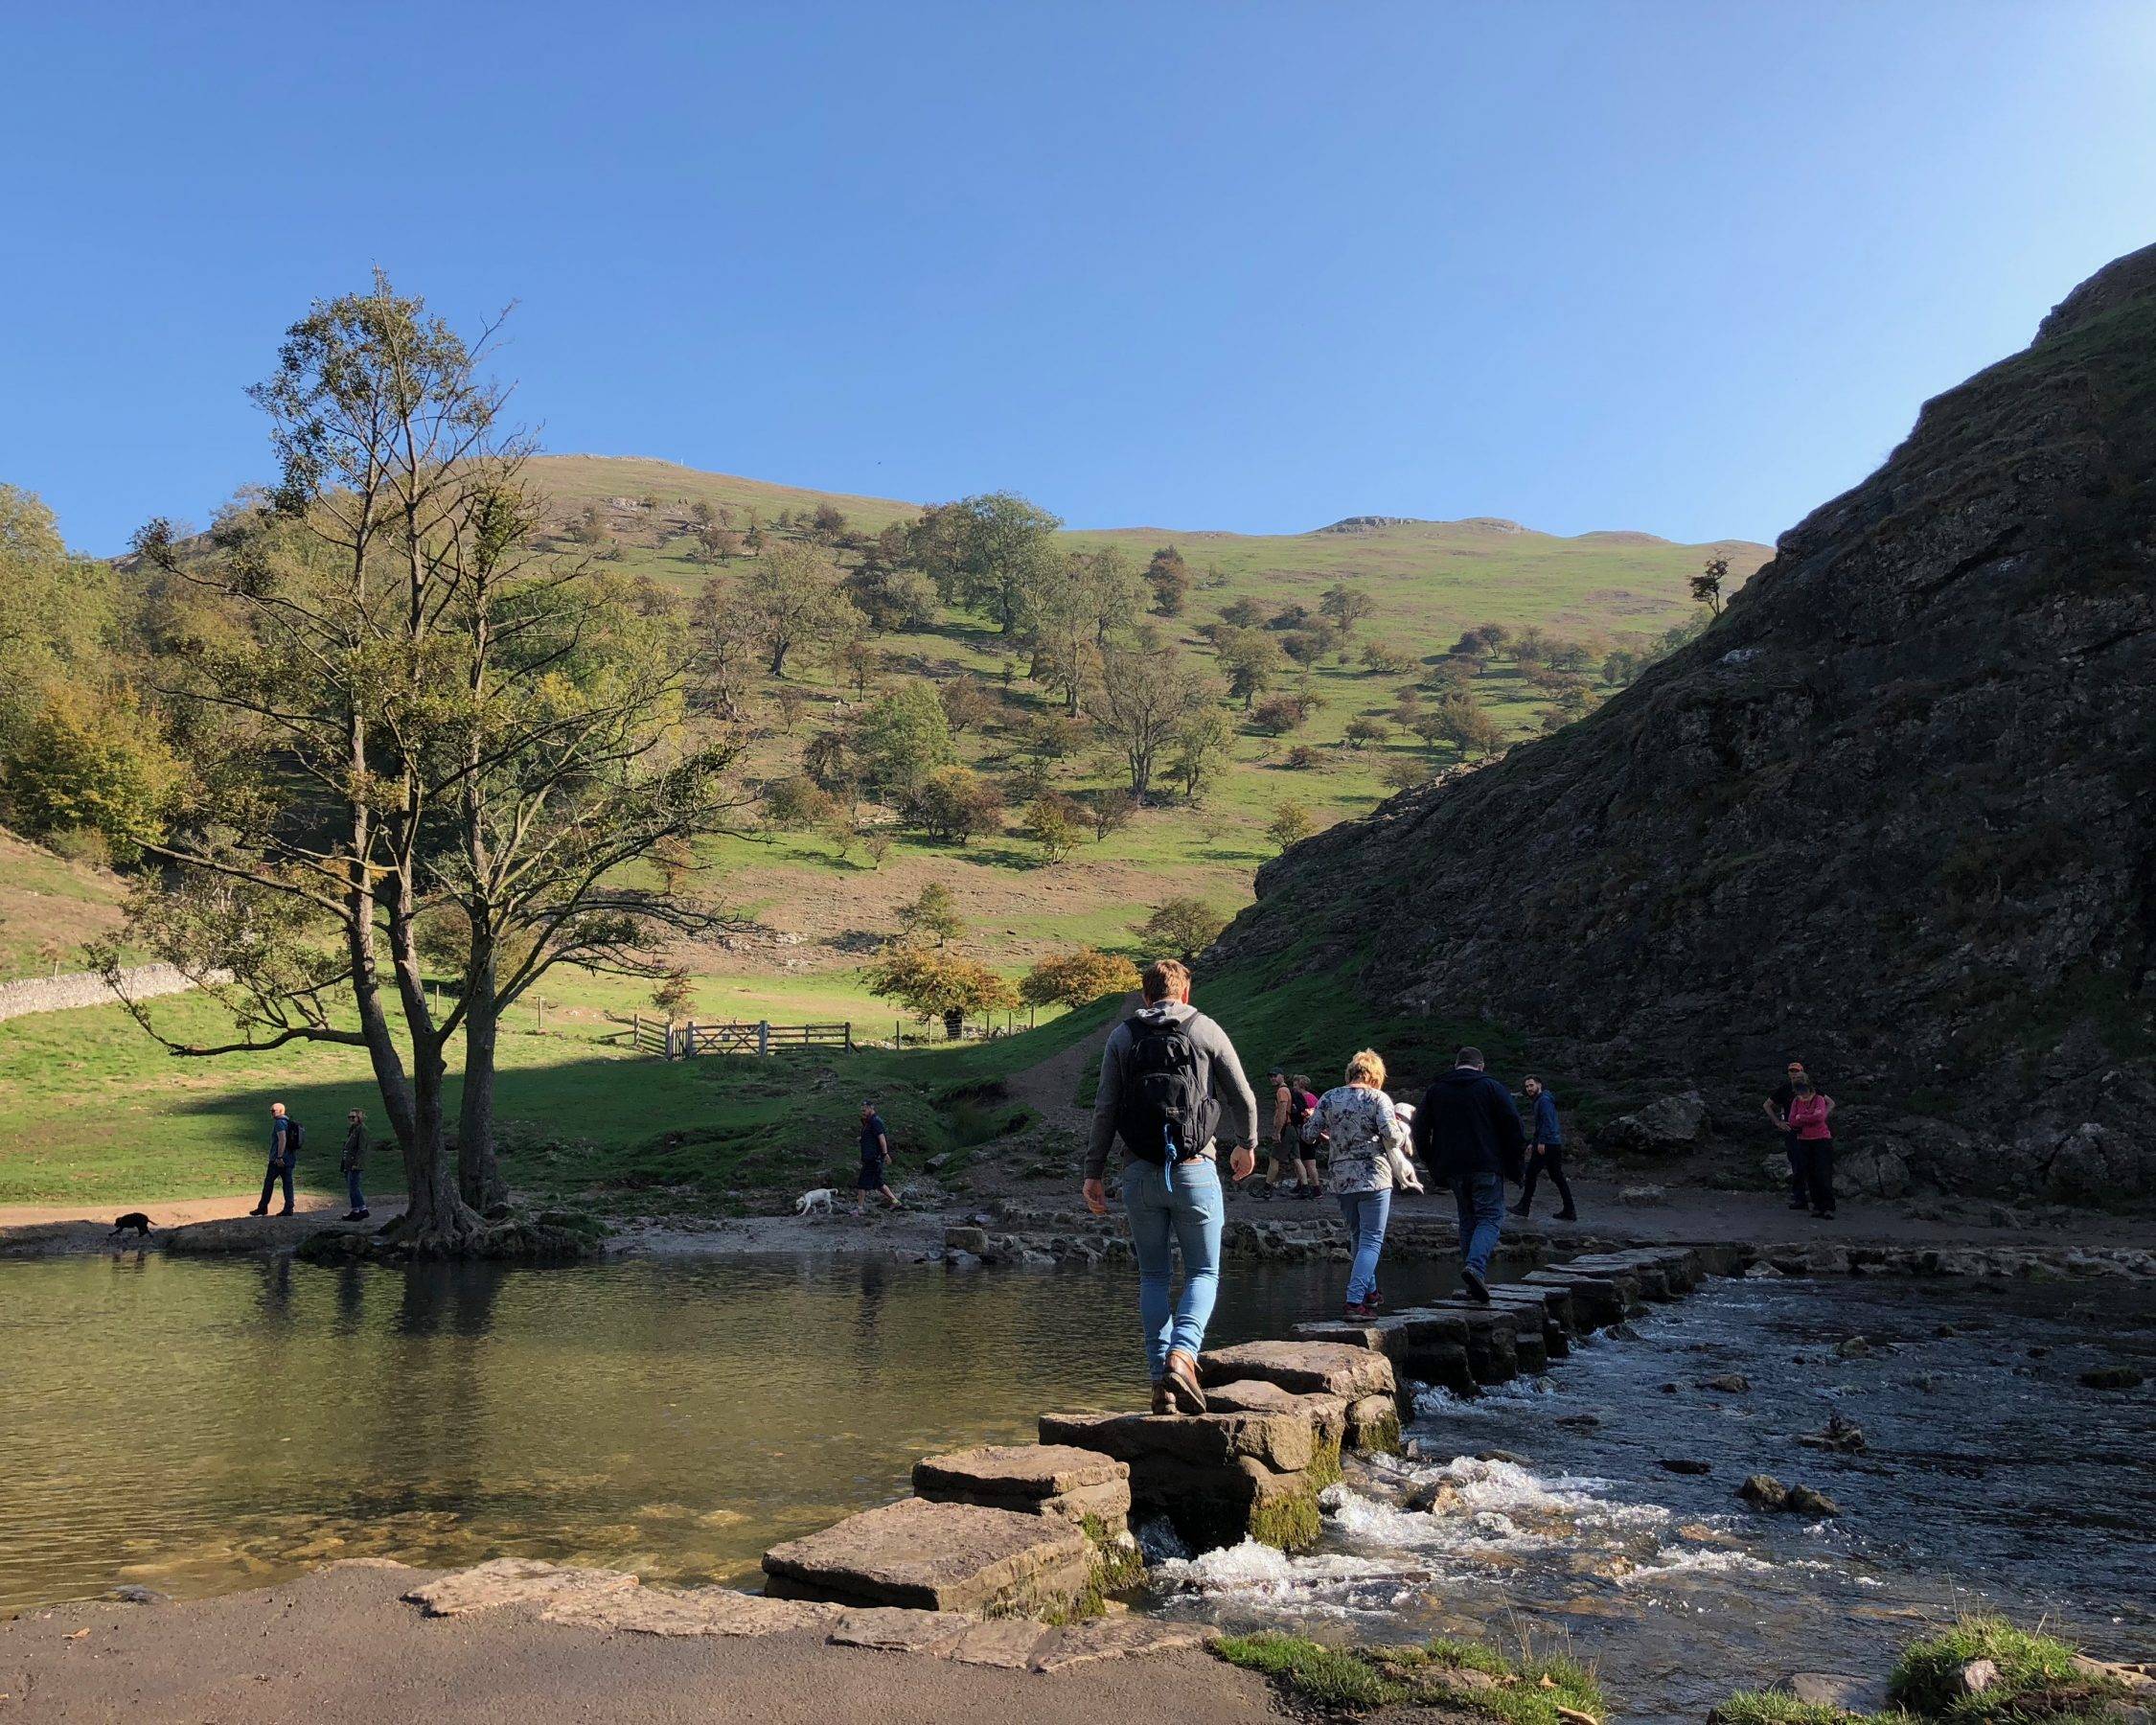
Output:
[2, 1254, 2149, 1717]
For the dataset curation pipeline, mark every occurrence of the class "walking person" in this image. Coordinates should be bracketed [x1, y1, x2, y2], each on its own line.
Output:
[1510, 1075, 1577, 1221]
[1763, 1061, 1811, 1211]
[1302, 1050, 1410, 1319]
[249, 1101, 302, 1217]
[1259, 1070, 1294, 1201]
[1411, 1047, 1526, 1303]
[339, 1108, 369, 1222]
[1085, 958, 1258, 1414]
[1290, 1073, 1322, 1198]
[856, 1100, 900, 1214]
[1787, 1072, 1838, 1218]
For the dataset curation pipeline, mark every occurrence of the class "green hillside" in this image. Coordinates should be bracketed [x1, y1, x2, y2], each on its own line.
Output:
[523, 454, 1769, 653]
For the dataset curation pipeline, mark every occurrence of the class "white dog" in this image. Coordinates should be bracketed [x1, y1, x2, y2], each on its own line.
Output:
[794, 1187, 837, 1217]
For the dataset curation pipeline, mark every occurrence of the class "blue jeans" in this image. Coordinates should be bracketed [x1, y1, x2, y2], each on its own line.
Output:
[1123, 1158, 1224, 1377]
[1453, 1171, 1504, 1276]
[344, 1167, 366, 1211]
[258, 1159, 294, 1212]
[1335, 1187, 1392, 1305]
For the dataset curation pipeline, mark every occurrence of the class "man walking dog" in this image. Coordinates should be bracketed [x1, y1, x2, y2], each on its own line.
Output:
[1085, 958, 1257, 1414]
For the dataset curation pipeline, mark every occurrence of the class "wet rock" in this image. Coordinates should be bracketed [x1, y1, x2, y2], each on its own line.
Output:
[762, 1497, 1093, 1617]
[1835, 1336, 1872, 1359]
[944, 1226, 990, 1255]
[2028, 1345, 2052, 1359]
[1799, 1412, 1868, 1453]
[1704, 1374, 1751, 1393]
[2079, 1365, 2145, 1390]
[1738, 1474, 1790, 1511]
[1658, 1459, 1713, 1475]
[1555, 1414, 1602, 1430]
[1744, 1262, 1785, 1278]
[1477, 1450, 1532, 1466]
[1785, 1484, 1843, 1518]
[1784, 1672, 1885, 1712]
[102, 1585, 170, 1604]
[1913, 1372, 1942, 1392]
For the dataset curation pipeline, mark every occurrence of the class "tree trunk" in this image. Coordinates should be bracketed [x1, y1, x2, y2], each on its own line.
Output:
[457, 960, 507, 1212]
[395, 1049, 486, 1252]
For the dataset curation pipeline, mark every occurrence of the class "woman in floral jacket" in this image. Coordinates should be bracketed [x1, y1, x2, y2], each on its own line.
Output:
[1302, 1049, 1410, 1318]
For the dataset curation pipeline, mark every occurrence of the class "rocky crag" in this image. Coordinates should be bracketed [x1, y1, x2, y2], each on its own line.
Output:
[1217, 243, 2156, 1201]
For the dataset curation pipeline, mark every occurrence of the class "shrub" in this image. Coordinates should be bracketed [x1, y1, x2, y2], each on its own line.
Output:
[1267, 801, 1316, 850]
[905, 766, 1004, 843]
[1020, 948, 1139, 1009]
[1135, 896, 1228, 962]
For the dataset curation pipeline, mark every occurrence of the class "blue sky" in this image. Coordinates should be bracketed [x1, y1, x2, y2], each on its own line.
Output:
[5, 2, 2152, 553]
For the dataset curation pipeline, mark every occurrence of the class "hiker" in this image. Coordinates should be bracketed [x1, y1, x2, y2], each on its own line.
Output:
[1411, 1046, 1525, 1303]
[1290, 1073, 1322, 1198]
[1762, 1061, 1811, 1210]
[339, 1108, 369, 1222]
[1511, 1075, 1577, 1221]
[856, 1100, 899, 1213]
[1787, 1072, 1838, 1219]
[1259, 1070, 1293, 1201]
[249, 1101, 301, 1217]
[1302, 1049, 1411, 1319]
[1085, 957, 1258, 1413]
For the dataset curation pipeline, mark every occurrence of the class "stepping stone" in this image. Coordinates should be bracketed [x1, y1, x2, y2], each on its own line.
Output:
[1428, 1296, 1549, 1371]
[1202, 1379, 1349, 1447]
[1404, 1302, 1521, 1383]
[1197, 1339, 1396, 1400]
[1523, 1267, 1639, 1323]
[944, 1617, 1053, 1668]
[1296, 1313, 1475, 1395]
[763, 1497, 1093, 1617]
[912, 1444, 1132, 1528]
[825, 1605, 975, 1653]
[1039, 1408, 1315, 1475]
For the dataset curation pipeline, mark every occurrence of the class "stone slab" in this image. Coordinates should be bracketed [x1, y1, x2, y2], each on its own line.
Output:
[763, 1496, 1092, 1615]
[912, 1443, 1128, 1500]
[1196, 1339, 1396, 1399]
[542, 1584, 837, 1639]
[824, 1605, 975, 1653]
[1199, 1380, 1349, 1445]
[404, 1558, 641, 1619]
[1031, 1618, 1221, 1671]
[944, 1616, 1055, 1668]
[1040, 1408, 1316, 1475]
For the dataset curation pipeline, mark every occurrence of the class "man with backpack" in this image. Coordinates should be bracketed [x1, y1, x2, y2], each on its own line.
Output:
[1411, 1047, 1526, 1302]
[1085, 958, 1258, 1414]
[250, 1100, 302, 1218]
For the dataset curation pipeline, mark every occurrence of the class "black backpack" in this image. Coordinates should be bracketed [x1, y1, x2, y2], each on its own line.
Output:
[1117, 1016, 1219, 1164]
[285, 1119, 305, 1156]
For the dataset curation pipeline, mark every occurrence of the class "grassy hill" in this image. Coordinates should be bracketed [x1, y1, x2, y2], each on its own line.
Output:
[523, 454, 1768, 652]
[0, 830, 128, 983]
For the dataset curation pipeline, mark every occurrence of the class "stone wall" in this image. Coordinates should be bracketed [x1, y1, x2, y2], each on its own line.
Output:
[0, 964, 221, 1024]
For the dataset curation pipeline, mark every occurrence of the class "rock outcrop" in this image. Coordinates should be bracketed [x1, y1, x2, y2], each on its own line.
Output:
[1215, 243, 2156, 1200]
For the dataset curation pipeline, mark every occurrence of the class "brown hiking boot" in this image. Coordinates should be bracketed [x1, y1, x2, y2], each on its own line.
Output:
[1161, 1348, 1207, 1414]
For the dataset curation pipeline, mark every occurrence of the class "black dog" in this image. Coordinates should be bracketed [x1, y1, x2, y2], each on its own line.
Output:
[110, 1212, 155, 1238]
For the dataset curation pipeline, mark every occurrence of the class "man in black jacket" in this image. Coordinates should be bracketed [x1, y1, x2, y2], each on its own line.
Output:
[1411, 1046, 1526, 1303]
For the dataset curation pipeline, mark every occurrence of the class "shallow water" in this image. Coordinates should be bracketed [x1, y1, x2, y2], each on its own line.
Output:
[3, 1254, 2149, 1719]
[0, 1250, 1463, 1614]
[1146, 1275, 2156, 1719]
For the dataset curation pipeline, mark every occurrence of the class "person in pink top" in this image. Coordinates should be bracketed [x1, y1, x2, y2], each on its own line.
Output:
[1786, 1071, 1837, 1218]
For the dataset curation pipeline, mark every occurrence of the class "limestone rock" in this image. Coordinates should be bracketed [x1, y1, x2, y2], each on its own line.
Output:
[543, 1585, 835, 1639]
[1737, 1474, 1790, 1512]
[1196, 1339, 1395, 1400]
[1039, 1408, 1316, 1476]
[912, 1443, 1133, 1528]
[1784, 1484, 1843, 1518]
[1596, 1094, 1710, 1159]
[404, 1557, 641, 1618]
[824, 1605, 975, 1653]
[1208, 242, 2156, 1204]
[1030, 1617, 1219, 1671]
[762, 1497, 1093, 1616]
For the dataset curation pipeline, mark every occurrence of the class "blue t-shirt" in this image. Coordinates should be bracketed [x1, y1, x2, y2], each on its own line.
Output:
[859, 1115, 887, 1162]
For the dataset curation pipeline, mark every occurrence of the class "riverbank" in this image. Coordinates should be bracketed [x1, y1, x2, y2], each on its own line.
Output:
[0, 1560, 1281, 1724]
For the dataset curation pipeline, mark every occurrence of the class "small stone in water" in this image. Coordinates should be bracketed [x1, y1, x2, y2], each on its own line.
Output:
[1785, 1484, 1843, 1517]
[2079, 1365, 2145, 1391]
[1835, 1337, 1871, 1359]
[1738, 1474, 1790, 1511]
[1704, 1374, 1751, 1393]
[1658, 1458, 1712, 1475]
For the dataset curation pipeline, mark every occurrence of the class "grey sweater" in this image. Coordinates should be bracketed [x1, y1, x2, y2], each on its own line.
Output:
[1086, 1001, 1259, 1181]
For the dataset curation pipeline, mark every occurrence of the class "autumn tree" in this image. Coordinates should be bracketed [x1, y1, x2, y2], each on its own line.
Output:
[865, 943, 1017, 1030]
[1021, 794, 1080, 862]
[1267, 801, 1317, 851]
[898, 881, 965, 948]
[109, 275, 740, 1247]
[1021, 947, 1138, 1009]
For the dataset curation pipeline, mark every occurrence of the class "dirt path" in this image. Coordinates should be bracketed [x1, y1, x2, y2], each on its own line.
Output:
[1003, 994, 1132, 1134]
[0, 1563, 1284, 1724]
[0, 1191, 383, 1230]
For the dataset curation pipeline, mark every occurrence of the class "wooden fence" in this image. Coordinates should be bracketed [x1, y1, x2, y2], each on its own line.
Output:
[625, 1014, 855, 1059]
